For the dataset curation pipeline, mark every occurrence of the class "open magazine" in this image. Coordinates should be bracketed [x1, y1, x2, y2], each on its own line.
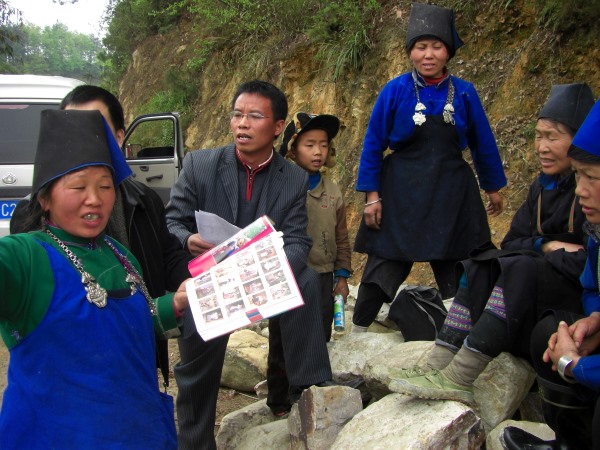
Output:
[185, 215, 305, 341]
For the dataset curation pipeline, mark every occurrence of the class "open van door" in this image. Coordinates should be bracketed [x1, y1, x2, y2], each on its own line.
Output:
[122, 112, 185, 204]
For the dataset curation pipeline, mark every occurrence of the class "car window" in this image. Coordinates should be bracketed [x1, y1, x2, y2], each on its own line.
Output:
[0, 104, 55, 164]
[124, 119, 175, 160]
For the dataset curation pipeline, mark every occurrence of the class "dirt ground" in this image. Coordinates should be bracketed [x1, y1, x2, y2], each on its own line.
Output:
[162, 339, 259, 434]
[0, 339, 259, 435]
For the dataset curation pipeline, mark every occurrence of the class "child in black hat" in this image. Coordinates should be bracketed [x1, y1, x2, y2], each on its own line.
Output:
[279, 112, 353, 341]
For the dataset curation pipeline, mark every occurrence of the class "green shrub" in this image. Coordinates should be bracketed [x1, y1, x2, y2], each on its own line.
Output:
[537, 0, 600, 33]
[308, 0, 379, 80]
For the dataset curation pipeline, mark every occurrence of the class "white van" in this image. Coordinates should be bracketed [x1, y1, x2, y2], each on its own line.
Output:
[0, 74, 185, 237]
[0, 75, 84, 237]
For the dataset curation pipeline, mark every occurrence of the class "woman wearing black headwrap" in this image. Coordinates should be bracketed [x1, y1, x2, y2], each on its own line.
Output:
[353, 2, 507, 332]
[0, 109, 190, 449]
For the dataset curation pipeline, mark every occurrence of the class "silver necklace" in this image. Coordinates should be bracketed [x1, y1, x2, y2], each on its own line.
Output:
[413, 76, 455, 126]
[44, 228, 156, 314]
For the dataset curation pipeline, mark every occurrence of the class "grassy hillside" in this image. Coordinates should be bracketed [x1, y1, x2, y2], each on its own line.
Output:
[117, 0, 600, 286]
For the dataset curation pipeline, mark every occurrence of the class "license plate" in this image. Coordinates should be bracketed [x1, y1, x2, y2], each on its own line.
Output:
[0, 200, 18, 219]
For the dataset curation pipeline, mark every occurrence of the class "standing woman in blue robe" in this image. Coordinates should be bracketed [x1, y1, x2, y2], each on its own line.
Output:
[352, 2, 507, 332]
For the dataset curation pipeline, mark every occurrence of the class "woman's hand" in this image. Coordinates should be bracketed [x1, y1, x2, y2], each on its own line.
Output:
[541, 241, 584, 254]
[173, 279, 191, 313]
[570, 312, 600, 352]
[364, 192, 382, 229]
[543, 321, 581, 373]
[485, 191, 503, 217]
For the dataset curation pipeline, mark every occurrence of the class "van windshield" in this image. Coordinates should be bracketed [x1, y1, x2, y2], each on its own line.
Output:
[0, 104, 58, 164]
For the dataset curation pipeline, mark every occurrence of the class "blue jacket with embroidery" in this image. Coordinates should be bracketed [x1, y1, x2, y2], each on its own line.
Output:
[356, 71, 507, 193]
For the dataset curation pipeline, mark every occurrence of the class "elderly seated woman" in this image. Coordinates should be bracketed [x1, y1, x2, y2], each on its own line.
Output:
[504, 98, 600, 450]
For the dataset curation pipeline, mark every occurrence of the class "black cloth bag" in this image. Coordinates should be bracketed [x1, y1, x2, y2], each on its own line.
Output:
[388, 286, 448, 341]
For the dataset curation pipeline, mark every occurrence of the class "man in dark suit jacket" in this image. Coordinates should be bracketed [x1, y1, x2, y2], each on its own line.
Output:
[166, 80, 333, 449]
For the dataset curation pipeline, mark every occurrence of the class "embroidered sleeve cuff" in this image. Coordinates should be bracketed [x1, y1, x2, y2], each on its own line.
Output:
[154, 293, 180, 338]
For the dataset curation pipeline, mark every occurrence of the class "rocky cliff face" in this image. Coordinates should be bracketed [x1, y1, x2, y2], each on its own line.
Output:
[118, 0, 600, 285]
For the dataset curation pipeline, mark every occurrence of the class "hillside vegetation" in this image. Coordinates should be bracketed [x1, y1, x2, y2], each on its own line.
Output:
[114, 0, 600, 285]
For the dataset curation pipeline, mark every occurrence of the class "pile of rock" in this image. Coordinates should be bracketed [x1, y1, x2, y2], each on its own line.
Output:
[215, 287, 551, 449]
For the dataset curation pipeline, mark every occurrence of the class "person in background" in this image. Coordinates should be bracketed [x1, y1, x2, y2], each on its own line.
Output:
[352, 2, 507, 333]
[280, 112, 352, 341]
[165, 80, 334, 449]
[503, 99, 600, 450]
[0, 109, 190, 448]
[10, 85, 192, 387]
[390, 83, 594, 405]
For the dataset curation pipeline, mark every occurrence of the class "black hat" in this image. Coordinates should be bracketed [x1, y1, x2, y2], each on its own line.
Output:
[279, 112, 340, 157]
[32, 109, 132, 195]
[405, 2, 464, 59]
[538, 83, 595, 132]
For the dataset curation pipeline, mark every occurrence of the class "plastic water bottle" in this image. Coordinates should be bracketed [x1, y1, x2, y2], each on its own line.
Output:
[333, 294, 345, 331]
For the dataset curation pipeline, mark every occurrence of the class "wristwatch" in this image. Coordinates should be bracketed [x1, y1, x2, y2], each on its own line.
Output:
[557, 355, 577, 384]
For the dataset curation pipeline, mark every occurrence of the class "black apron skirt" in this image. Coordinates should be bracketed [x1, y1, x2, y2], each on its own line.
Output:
[458, 249, 583, 356]
[354, 114, 490, 262]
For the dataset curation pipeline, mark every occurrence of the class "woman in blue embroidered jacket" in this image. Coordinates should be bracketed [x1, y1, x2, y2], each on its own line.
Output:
[0, 109, 190, 449]
[352, 2, 507, 332]
[503, 99, 600, 450]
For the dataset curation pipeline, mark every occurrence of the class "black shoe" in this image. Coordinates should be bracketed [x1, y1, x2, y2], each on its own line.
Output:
[502, 426, 568, 450]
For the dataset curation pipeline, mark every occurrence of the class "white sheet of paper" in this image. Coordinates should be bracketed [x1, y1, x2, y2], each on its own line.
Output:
[195, 210, 240, 245]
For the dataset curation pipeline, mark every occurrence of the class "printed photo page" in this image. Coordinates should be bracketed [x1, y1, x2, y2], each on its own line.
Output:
[186, 217, 304, 340]
[188, 215, 275, 277]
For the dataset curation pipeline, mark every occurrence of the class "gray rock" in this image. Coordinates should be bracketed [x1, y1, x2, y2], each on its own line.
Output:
[259, 327, 269, 338]
[364, 342, 535, 430]
[253, 379, 268, 399]
[328, 331, 404, 384]
[215, 399, 278, 450]
[220, 329, 268, 391]
[230, 420, 290, 450]
[517, 391, 544, 423]
[288, 385, 362, 450]
[333, 393, 485, 449]
[214, 284, 538, 448]
[471, 353, 536, 431]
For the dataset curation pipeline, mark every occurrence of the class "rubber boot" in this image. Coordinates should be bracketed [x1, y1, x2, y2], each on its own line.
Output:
[535, 377, 594, 449]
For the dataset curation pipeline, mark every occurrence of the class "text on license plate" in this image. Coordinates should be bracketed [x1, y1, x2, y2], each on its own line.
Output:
[0, 200, 18, 219]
